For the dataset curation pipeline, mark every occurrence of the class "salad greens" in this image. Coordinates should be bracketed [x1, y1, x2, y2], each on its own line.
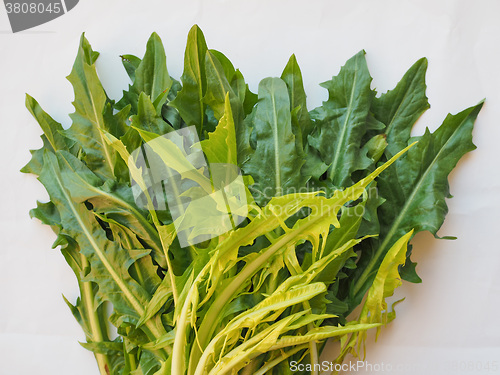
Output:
[22, 25, 482, 375]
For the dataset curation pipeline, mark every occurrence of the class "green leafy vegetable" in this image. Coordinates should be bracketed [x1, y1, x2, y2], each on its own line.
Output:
[23, 25, 482, 375]
[243, 77, 306, 204]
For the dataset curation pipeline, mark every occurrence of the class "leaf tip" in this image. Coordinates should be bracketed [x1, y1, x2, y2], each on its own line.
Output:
[416, 56, 428, 68]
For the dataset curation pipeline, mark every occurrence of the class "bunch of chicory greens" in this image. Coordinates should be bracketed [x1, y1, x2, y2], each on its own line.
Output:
[22, 25, 482, 375]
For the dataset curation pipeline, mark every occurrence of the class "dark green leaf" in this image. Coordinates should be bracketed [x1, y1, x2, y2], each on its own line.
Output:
[132, 92, 174, 135]
[349, 102, 483, 310]
[21, 95, 76, 175]
[120, 54, 142, 81]
[117, 33, 172, 115]
[308, 51, 374, 188]
[373, 58, 429, 157]
[281, 54, 313, 147]
[243, 77, 306, 204]
[64, 33, 120, 180]
[169, 25, 208, 134]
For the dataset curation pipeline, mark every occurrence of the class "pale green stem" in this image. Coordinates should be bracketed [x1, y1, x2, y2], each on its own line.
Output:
[286, 252, 320, 375]
[80, 255, 112, 375]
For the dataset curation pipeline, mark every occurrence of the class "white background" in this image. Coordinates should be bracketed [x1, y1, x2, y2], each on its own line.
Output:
[1, 0, 499, 374]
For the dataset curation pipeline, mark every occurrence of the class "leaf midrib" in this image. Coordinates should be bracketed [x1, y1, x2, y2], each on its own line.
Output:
[192, 33, 204, 130]
[150, 46, 159, 100]
[207, 52, 228, 103]
[329, 57, 359, 183]
[270, 82, 282, 195]
[87, 78, 115, 176]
